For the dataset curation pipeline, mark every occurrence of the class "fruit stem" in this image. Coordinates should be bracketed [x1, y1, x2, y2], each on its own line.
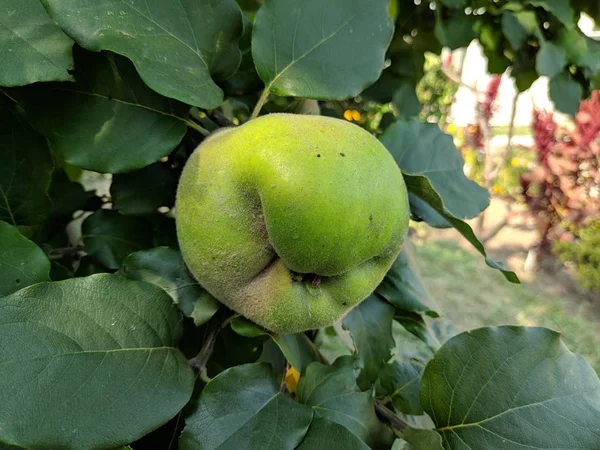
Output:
[250, 87, 271, 120]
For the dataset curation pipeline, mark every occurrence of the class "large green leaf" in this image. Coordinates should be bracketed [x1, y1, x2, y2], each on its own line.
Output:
[501, 12, 529, 51]
[11, 48, 189, 173]
[421, 326, 600, 448]
[556, 27, 600, 73]
[0, 274, 195, 449]
[180, 363, 313, 450]
[380, 120, 489, 220]
[41, 0, 244, 108]
[376, 360, 425, 415]
[0, 220, 50, 296]
[376, 242, 437, 317]
[536, 42, 566, 78]
[343, 295, 395, 389]
[297, 417, 370, 450]
[119, 247, 219, 326]
[82, 209, 154, 269]
[297, 356, 393, 448]
[549, 71, 583, 116]
[0, 99, 53, 225]
[0, 0, 74, 86]
[111, 163, 177, 215]
[252, 0, 393, 99]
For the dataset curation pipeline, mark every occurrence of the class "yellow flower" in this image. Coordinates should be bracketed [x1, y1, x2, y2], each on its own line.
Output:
[447, 123, 457, 133]
[351, 110, 362, 121]
[511, 157, 520, 167]
[343, 110, 353, 121]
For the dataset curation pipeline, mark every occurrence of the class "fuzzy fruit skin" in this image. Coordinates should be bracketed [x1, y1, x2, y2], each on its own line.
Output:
[176, 113, 409, 333]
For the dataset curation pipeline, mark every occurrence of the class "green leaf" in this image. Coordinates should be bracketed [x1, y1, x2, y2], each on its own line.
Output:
[252, 0, 393, 99]
[376, 242, 437, 317]
[530, 0, 574, 27]
[111, 163, 177, 215]
[343, 295, 395, 389]
[41, 0, 244, 108]
[82, 209, 154, 269]
[443, 215, 520, 283]
[434, 14, 476, 50]
[549, 72, 583, 116]
[11, 48, 188, 173]
[231, 316, 270, 337]
[272, 333, 328, 373]
[399, 429, 443, 449]
[0, 220, 50, 296]
[380, 120, 489, 220]
[376, 360, 425, 415]
[297, 356, 393, 448]
[536, 42, 566, 78]
[393, 80, 422, 118]
[221, 14, 263, 96]
[119, 247, 220, 326]
[394, 310, 442, 352]
[0, 99, 53, 226]
[180, 363, 313, 450]
[556, 27, 600, 73]
[421, 326, 600, 448]
[297, 417, 370, 450]
[501, 12, 529, 50]
[0, 0, 74, 86]
[0, 274, 194, 449]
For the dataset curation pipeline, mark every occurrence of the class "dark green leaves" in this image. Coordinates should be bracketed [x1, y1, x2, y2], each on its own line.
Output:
[376, 361, 425, 415]
[252, 0, 393, 99]
[0, 0, 74, 86]
[0, 221, 50, 296]
[119, 247, 219, 326]
[380, 120, 489, 220]
[421, 326, 600, 448]
[82, 210, 154, 269]
[12, 48, 189, 173]
[0, 274, 195, 449]
[111, 163, 178, 215]
[376, 243, 437, 316]
[180, 363, 313, 449]
[550, 72, 583, 116]
[297, 418, 370, 450]
[434, 14, 476, 50]
[536, 42, 566, 78]
[0, 100, 53, 225]
[530, 0, 574, 27]
[297, 356, 393, 448]
[42, 0, 244, 108]
[343, 295, 395, 389]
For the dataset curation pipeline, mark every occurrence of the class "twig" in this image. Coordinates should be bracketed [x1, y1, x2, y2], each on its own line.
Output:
[188, 316, 222, 381]
[209, 109, 236, 127]
[250, 88, 270, 120]
[48, 246, 83, 260]
[374, 400, 408, 432]
[481, 206, 519, 244]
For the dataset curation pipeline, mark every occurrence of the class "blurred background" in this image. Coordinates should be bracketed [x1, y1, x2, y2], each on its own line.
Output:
[316, 13, 600, 372]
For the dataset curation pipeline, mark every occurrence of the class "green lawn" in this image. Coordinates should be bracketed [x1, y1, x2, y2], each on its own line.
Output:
[415, 240, 600, 373]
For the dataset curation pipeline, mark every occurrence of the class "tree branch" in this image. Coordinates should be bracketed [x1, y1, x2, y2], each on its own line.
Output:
[188, 316, 222, 381]
[48, 246, 83, 260]
[374, 400, 408, 432]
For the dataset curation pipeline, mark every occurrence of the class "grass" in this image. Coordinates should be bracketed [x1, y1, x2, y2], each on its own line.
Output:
[414, 240, 600, 373]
